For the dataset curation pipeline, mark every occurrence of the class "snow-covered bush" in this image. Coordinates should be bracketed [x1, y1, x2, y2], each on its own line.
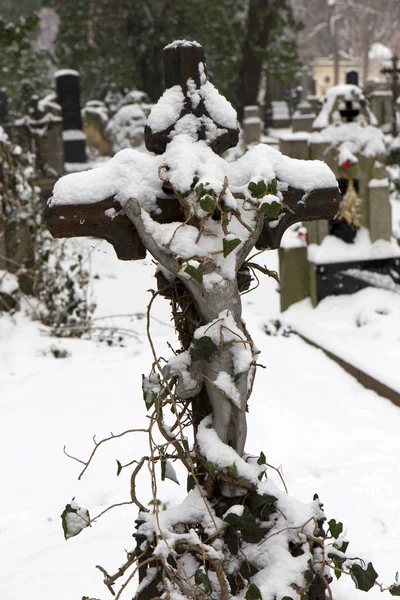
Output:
[0, 126, 94, 333]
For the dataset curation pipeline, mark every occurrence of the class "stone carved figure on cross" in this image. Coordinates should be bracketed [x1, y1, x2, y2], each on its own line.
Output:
[45, 41, 340, 490]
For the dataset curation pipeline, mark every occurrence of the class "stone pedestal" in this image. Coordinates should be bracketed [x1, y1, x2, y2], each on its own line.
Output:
[279, 247, 309, 312]
[243, 105, 261, 145]
[369, 91, 392, 128]
[279, 135, 310, 160]
[368, 179, 391, 242]
[306, 220, 329, 245]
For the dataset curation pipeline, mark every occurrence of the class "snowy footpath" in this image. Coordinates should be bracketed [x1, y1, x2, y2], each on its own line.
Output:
[1, 240, 400, 600]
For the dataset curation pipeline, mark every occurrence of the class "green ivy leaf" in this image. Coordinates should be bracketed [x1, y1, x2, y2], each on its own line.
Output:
[350, 562, 378, 591]
[187, 474, 195, 492]
[200, 194, 217, 213]
[222, 236, 241, 257]
[227, 463, 238, 478]
[116, 460, 122, 477]
[389, 585, 400, 596]
[303, 568, 313, 583]
[205, 461, 217, 473]
[268, 179, 278, 195]
[224, 506, 257, 534]
[334, 539, 349, 554]
[248, 180, 267, 199]
[245, 583, 262, 600]
[260, 200, 282, 219]
[332, 556, 346, 579]
[328, 519, 343, 539]
[190, 336, 217, 362]
[247, 493, 278, 513]
[195, 568, 213, 595]
[257, 451, 266, 465]
[184, 263, 203, 284]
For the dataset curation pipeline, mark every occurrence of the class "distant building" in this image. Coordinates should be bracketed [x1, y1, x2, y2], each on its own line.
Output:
[311, 46, 391, 96]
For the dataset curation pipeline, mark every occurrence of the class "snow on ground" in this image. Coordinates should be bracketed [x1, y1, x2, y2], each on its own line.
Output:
[1, 238, 400, 600]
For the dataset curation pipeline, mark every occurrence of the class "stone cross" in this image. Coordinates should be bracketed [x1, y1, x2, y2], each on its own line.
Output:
[381, 54, 400, 137]
[55, 69, 87, 164]
[339, 100, 360, 122]
[45, 42, 340, 459]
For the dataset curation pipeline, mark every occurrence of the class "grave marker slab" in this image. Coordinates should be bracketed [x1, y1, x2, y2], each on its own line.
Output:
[55, 69, 86, 164]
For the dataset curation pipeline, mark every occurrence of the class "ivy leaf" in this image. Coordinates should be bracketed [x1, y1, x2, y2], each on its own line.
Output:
[303, 568, 313, 583]
[257, 451, 266, 465]
[200, 194, 217, 213]
[333, 539, 349, 554]
[328, 519, 343, 539]
[187, 474, 195, 492]
[195, 568, 213, 595]
[205, 461, 217, 473]
[224, 506, 257, 534]
[245, 583, 262, 600]
[184, 262, 203, 284]
[190, 336, 217, 362]
[389, 585, 400, 596]
[247, 493, 278, 513]
[223, 237, 241, 257]
[332, 556, 346, 579]
[142, 371, 161, 410]
[268, 178, 278, 195]
[116, 460, 122, 477]
[227, 463, 238, 478]
[350, 562, 378, 591]
[260, 200, 282, 219]
[248, 180, 267, 199]
[61, 499, 91, 540]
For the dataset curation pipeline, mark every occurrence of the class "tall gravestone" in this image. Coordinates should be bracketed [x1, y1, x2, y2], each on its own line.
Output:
[55, 69, 87, 165]
[0, 90, 12, 137]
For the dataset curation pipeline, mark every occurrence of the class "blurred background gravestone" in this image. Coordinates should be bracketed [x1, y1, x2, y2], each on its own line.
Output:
[55, 69, 86, 166]
[0, 90, 12, 137]
[279, 83, 400, 311]
[105, 90, 151, 154]
[82, 100, 111, 157]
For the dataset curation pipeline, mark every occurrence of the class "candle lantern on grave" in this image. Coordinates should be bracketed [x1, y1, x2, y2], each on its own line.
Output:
[45, 41, 341, 600]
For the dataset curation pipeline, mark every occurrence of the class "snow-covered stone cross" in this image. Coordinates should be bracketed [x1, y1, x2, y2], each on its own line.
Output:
[45, 41, 340, 466]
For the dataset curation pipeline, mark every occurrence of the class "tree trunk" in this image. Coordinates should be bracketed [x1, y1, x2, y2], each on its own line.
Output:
[236, 0, 274, 119]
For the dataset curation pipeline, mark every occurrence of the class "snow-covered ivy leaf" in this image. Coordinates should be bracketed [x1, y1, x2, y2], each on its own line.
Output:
[190, 336, 217, 362]
[223, 236, 241, 257]
[224, 506, 257, 534]
[248, 180, 267, 199]
[245, 583, 262, 600]
[331, 555, 346, 579]
[187, 474, 195, 492]
[227, 463, 238, 478]
[116, 460, 122, 476]
[334, 539, 349, 554]
[268, 178, 277, 195]
[142, 371, 162, 410]
[61, 499, 90, 540]
[163, 460, 179, 485]
[184, 263, 203, 284]
[328, 519, 343, 539]
[260, 200, 282, 219]
[389, 584, 400, 596]
[195, 568, 213, 595]
[200, 194, 217, 213]
[350, 562, 378, 591]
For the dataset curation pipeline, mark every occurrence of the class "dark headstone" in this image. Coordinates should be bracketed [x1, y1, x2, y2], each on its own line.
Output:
[346, 70, 359, 86]
[0, 90, 12, 136]
[55, 69, 86, 164]
[315, 257, 400, 303]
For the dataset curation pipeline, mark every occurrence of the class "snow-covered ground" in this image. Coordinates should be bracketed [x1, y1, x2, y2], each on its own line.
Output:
[2, 235, 400, 599]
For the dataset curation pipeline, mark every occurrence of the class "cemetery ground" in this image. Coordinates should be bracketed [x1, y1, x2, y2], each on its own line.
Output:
[2, 224, 400, 599]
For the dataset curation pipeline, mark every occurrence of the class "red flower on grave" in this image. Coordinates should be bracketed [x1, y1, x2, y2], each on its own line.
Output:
[341, 160, 354, 169]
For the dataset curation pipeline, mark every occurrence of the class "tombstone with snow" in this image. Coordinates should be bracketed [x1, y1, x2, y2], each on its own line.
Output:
[105, 90, 151, 154]
[0, 90, 12, 137]
[55, 69, 87, 166]
[279, 84, 400, 310]
[45, 41, 341, 600]
[82, 100, 111, 157]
